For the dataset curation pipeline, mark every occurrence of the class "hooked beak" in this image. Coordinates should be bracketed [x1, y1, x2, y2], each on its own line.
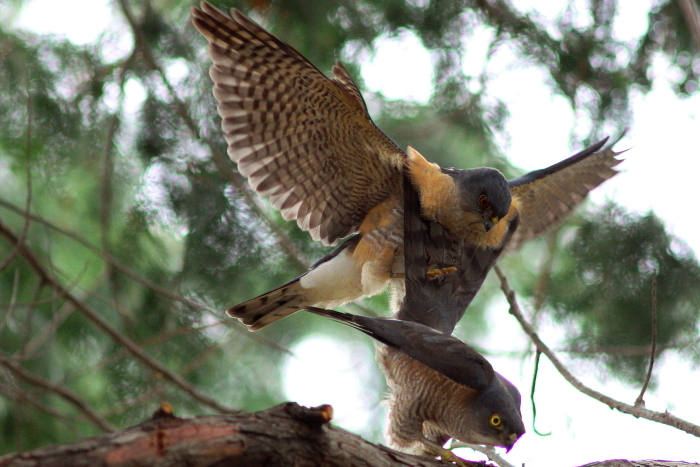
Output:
[504, 432, 520, 453]
[483, 216, 499, 232]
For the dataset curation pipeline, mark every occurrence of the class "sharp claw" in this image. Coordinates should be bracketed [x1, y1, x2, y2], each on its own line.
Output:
[440, 450, 472, 467]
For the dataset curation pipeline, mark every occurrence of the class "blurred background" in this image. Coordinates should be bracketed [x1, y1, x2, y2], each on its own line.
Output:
[1, 0, 699, 465]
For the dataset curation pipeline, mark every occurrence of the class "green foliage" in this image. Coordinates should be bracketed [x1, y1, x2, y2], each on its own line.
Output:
[0, 0, 698, 454]
[544, 204, 700, 382]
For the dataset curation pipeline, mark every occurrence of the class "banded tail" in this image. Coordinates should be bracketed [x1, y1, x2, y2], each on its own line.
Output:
[226, 279, 306, 331]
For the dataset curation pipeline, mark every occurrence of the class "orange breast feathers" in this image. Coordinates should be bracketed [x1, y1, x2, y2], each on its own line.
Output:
[477, 198, 520, 249]
[405, 146, 520, 249]
[351, 195, 403, 282]
[405, 146, 459, 225]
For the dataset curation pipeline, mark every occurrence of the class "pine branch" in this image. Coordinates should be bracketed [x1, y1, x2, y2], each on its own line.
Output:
[0, 353, 115, 433]
[0, 220, 239, 415]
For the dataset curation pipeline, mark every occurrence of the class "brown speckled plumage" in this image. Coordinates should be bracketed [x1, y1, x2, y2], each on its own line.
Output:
[192, 2, 622, 334]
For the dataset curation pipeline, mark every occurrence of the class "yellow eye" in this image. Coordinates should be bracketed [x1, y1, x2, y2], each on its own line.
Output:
[489, 414, 502, 428]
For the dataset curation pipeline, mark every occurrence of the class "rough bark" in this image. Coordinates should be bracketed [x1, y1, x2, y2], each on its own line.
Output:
[0, 402, 453, 467]
[0, 402, 697, 467]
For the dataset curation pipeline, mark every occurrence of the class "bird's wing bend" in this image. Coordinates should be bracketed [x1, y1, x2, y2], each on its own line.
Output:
[192, 2, 406, 245]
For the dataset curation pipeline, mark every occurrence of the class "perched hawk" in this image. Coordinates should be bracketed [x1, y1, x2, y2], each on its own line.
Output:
[191, 3, 622, 331]
[304, 306, 525, 455]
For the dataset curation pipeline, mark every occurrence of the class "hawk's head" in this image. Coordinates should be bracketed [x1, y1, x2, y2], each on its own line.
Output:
[448, 167, 512, 232]
[462, 372, 526, 452]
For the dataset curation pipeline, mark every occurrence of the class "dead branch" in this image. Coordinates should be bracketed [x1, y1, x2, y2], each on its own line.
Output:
[494, 265, 700, 439]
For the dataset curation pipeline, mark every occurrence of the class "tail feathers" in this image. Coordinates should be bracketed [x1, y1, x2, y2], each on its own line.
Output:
[304, 306, 355, 323]
[227, 279, 305, 331]
[304, 307, 390, 346]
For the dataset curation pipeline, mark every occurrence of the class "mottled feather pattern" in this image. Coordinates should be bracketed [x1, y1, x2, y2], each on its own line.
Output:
[192, 3, 406, 245]
[378, 346, 475, 454]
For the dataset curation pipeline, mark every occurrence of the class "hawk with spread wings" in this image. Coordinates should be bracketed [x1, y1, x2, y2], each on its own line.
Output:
[191, 2, 622, 331]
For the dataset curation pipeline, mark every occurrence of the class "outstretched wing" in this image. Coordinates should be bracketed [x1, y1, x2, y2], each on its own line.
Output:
[305, 307, 495, 392]
[192, 2, 406, 245]
[507, 138, 623, 250]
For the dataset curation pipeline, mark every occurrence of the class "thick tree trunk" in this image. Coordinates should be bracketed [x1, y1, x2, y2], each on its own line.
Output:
[0, 402, 697, 467]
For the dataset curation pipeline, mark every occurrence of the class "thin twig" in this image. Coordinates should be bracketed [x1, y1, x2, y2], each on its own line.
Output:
[63, 321, 227, 383]
[0, 268, 20, 334]
[494, 265, 700, 439]
[0, 383, 81, 436]
[22, 302, 75, 358]
[181, 342, 222, 376]
[0, 219, 240, 414]
[98, 57, 134, 325]
[0, 353, 115, 432]
[636, 270, 658, 407]
[530, 350, 551, 436]
[0, 72, 34, 273]
[0, 198, 292, 355]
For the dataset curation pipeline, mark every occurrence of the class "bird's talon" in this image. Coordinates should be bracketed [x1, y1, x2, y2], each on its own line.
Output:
[421, 439, 479, 467]
[440, 450, 468, 467]
[426, 266, 458, 279]
[390, 273, 406, 279]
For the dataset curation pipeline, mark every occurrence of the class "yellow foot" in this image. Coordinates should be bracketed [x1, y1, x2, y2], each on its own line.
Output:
[390, 273, 406, 279]
[426, 266, 458, 279]
[439, 449, 480, 467]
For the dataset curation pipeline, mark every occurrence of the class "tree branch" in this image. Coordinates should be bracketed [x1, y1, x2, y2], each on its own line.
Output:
[0, 220, 239, 415]
[493, 266, 700, 439]
[0, 403, 454, 467]
[0, 353, 115, 433]
[0, 198, 291, 355]
[1, 401, 697, 467]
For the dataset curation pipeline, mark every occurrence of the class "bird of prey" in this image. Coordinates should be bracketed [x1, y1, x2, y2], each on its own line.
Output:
[304, 306, 525, 455]
[191, 2, 623, 331]
[392, 174, 517, 334]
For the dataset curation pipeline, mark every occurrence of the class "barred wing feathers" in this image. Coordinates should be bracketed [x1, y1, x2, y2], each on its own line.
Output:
[507, 139, 623, 251]
[192, 2, 406, 245]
